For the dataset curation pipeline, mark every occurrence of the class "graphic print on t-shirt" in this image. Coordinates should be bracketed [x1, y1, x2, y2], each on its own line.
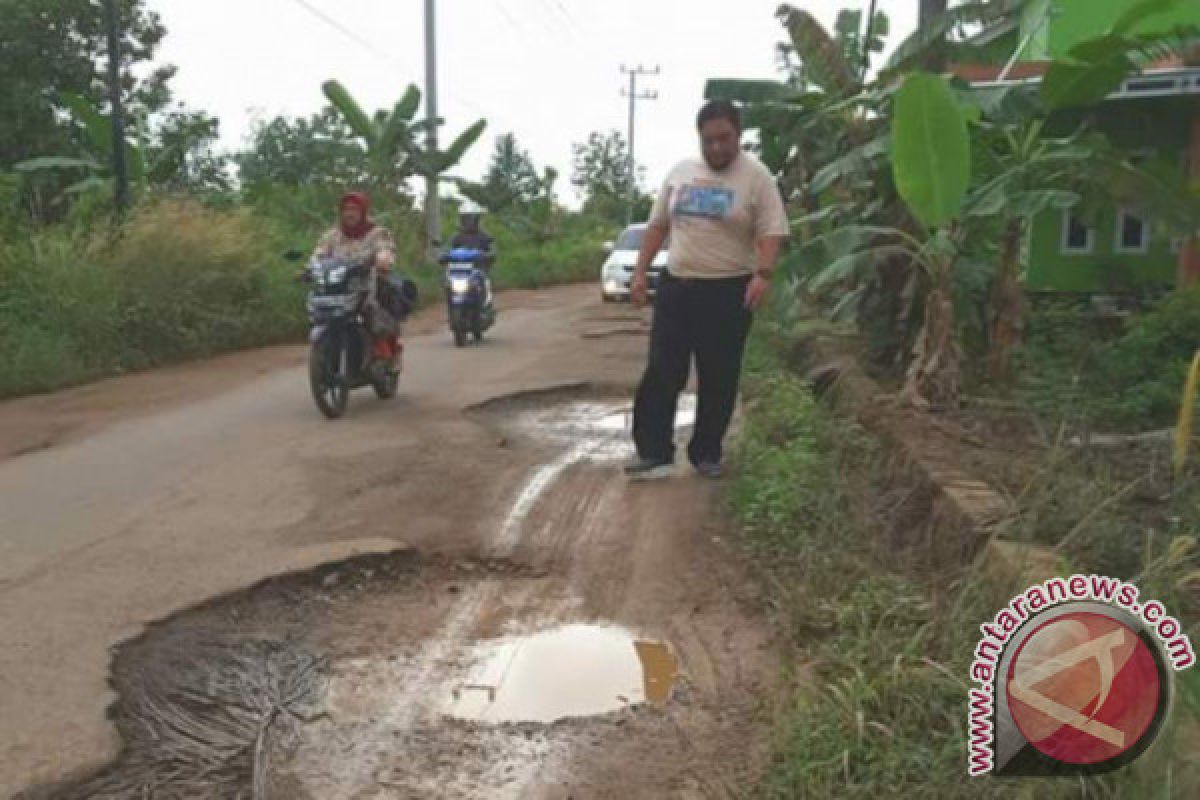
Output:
[673, 184, 734, 219]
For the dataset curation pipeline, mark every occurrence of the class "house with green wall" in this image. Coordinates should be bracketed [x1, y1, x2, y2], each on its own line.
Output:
[957, 0, 1200, 294]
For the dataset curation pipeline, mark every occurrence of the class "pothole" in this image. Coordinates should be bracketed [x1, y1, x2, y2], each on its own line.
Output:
[17, 551, 421, 800]
[509, 394, 697, 462]
[489, 394, 698, 556]
[444, 624, 680, 724]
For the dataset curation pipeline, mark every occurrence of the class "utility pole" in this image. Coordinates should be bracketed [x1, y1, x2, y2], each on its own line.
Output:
[861, 0, 879, 80]
[423, 0, 440, 251]
[918, 0, 949, 71]
[620, 65, 659, 225]
[104, 0, 129, 216]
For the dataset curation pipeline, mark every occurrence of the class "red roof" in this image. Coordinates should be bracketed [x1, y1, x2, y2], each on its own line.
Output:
[950, 62, 1050, 82]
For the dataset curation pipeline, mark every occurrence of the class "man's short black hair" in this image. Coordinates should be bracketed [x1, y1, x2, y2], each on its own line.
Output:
[696, 100, 743, 133]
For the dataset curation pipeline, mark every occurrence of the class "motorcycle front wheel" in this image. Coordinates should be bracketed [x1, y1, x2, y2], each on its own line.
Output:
[448, 305, 468, 348]
[309, 336, 349, 419]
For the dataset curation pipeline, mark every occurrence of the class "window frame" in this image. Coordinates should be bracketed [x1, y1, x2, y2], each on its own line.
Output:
[1060, 209, 1095, 255]
[1114, 207, 1151, 255]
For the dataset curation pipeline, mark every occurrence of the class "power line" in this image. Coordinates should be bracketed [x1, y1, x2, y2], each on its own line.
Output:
[551, 0, 584, 37]
[285, 0, 401, 67]
[492, 0, 526, 36]
[281, 0, 509, 135]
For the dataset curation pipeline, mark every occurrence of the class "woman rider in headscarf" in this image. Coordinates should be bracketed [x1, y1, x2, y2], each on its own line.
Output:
[312, 192, 403, 369]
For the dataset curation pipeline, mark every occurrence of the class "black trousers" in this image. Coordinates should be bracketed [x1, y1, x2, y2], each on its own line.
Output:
[633, 271, 753, 465]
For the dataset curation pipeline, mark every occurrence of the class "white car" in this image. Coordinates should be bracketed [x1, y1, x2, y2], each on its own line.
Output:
[600, 223, 669, 302]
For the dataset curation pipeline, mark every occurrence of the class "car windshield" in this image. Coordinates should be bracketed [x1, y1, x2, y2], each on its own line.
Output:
[615, 227, 668, 251]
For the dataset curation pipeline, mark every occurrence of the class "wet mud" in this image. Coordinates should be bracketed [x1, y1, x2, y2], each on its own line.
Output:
[17, 388, 767, 799]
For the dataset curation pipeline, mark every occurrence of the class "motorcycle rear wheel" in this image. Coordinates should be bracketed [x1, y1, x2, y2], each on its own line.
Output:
[372, 368, 399, 399]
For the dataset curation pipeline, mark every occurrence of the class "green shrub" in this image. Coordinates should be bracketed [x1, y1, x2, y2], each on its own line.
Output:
[0, 197, 306, 397]
[1016, 288, 1200, 431]
[0, 189, 614, 398]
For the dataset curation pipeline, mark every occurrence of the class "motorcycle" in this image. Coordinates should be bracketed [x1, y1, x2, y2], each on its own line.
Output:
[440, 247, 495, 347]
[292, 252, 415, 419]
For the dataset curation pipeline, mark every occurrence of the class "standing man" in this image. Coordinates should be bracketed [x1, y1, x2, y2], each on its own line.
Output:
[625, 100, 788, 480]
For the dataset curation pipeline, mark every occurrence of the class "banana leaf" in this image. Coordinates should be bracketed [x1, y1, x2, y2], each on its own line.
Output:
[704, 79, 796, 103]
[809, 135, 889, 194]
[437, 119, 487, 173]
[378, 85, 423, 160]
[1113, 0, 1184, 36]
[14, 156, 102, 173]
[775, 5, 859, 96]
[1043, 25, 1200, 109]
[892, 73, 970, 229]
[64, 176, 110, 195]
[322, 80, 379, 146]
[59, 92, 113, 157]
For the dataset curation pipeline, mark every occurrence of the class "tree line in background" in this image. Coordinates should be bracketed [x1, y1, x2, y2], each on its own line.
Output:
[0, 0, 649, 398]
[0, 0, 649, 233]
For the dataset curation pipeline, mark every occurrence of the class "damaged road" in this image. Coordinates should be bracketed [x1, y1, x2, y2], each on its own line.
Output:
[0, 284, 774, 798]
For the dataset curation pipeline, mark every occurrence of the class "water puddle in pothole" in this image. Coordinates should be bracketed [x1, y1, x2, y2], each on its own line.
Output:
[511, 394, 697, 463]
[491, 395, 698, 555]
[444, 624, 679, 724]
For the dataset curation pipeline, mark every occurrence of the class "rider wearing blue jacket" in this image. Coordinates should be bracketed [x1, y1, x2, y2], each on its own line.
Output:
[449, 206, 495, 303]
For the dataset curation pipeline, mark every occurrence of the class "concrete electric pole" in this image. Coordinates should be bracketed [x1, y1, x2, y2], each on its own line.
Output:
[424, 0, 440, 251]
[620, 65, 659, 225]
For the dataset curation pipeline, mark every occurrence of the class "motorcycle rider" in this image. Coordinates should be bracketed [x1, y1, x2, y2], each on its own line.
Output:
[311, 192, 403, 371]
[448, 202, 495, 305]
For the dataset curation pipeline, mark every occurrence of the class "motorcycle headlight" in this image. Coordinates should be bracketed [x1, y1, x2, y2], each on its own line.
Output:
[326, 266, 348, 284]
[450, 277, 471, 293]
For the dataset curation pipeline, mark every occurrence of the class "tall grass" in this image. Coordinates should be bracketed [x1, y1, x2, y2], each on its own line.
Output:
[732, 316, 1200, 797]
[0, 194, 612, 399]
[0, 197, 306, 397]
[1015, 290, 1200, 433]
[1175, 351, 1200, 478]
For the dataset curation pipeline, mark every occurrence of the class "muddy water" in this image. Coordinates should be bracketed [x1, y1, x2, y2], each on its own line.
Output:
[490, 395, 697, 556]
[444, 624, 679, 724]
[511, 394, 697, 462]
[289, 394, 697, 797]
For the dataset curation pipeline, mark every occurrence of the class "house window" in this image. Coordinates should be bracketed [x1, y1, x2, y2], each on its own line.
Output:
[1115, 208, 1150, 254]
[1061, 210, 1094, 254]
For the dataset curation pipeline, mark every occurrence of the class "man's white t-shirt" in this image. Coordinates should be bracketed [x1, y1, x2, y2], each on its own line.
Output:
[648, 152, 788, 279]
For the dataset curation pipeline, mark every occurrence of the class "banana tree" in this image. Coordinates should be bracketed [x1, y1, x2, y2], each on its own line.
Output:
[890, 71, 972, 409]
[963, 105, 1093, 380]
[322, 80, 486, 206]
[13, 92, 148, 201]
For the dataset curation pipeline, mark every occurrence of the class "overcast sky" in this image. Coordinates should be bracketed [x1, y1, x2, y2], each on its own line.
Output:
[147, 1, 919, 203]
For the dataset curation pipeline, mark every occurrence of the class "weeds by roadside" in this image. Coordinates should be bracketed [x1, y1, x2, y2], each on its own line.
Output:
[0, 196, 609, 400]
[731, 322, 1200, 798]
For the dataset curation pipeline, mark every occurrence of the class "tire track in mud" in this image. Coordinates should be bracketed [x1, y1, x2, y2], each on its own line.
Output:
[19, 387, 764, 800]
[286, 392, 663, 798]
